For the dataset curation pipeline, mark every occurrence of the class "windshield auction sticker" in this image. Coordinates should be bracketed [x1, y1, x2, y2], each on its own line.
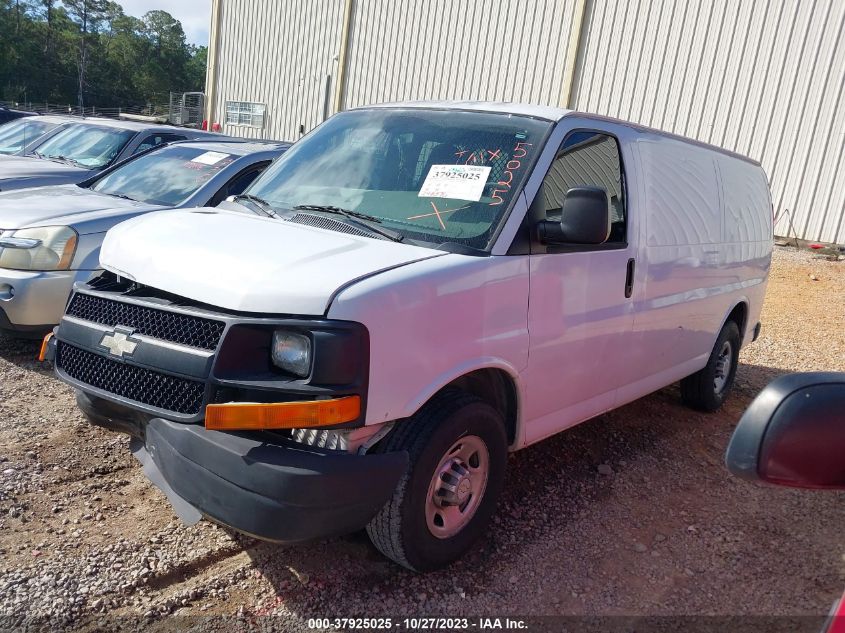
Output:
[419, 164, 491, 201]
[191, 151, 230, 166]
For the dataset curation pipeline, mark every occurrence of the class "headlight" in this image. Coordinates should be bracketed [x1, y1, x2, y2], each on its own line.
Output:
[0, 226, 78, 271]
[271, 330, 311, 377]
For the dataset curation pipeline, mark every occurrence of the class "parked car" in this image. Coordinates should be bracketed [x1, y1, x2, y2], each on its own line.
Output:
[0, 140, 288, 336]
[0, 114, 73, 155]
[726, 372, 845, 632]
[44, 101, 773, 571]
[0, 118, 227, 191]
[0, 106, 35, 125]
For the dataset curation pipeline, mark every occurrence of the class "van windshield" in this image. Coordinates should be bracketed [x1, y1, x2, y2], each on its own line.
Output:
[247, 108, 551, 250]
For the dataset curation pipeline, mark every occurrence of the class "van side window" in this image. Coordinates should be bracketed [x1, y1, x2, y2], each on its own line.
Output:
[541, 132, 626, 243]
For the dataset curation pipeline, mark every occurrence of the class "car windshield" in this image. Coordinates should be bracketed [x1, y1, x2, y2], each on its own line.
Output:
[91, 145, 237, 206]
[31, 124, 135, 169]
[247, 108, 552, 250]
[0, 119, 59, 154]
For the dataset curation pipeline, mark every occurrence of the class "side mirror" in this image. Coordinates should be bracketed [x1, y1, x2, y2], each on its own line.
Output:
[537, 186, 611, 245]
[725, 372, 845, 489]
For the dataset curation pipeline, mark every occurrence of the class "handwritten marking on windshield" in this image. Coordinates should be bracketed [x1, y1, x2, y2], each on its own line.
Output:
[454, 148, 503, 165]
[406, 203, 470, 229]
[429, 202, 446, 230]
[490, 141, 532, 206]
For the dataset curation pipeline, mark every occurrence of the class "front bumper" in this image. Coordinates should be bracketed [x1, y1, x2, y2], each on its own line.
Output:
[51, 281, 396, 542]
[132, 416, 407, 543]
[0, 268, 78, 334]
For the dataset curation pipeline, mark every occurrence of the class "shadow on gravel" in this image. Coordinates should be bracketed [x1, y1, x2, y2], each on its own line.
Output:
[0, 333, 43, 361]
[236, 361, 796, 616]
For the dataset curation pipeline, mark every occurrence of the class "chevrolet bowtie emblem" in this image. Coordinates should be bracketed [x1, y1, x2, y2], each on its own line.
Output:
[100, 328, 139, 358]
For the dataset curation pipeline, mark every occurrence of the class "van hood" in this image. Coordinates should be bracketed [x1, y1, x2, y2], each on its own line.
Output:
[100, 208, 445, 316]
[0, 155, 92, 190]
[0, 184, 155, 231]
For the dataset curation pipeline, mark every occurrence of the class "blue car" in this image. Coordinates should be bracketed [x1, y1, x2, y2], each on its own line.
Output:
[0, 139, 289, 335]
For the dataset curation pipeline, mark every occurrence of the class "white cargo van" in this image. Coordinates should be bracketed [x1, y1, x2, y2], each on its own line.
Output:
[46, 102, 772, 571]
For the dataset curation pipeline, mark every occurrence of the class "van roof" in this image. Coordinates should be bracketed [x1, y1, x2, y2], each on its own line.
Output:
[361, 100, 574, 122]
[358, 101, 761, 167]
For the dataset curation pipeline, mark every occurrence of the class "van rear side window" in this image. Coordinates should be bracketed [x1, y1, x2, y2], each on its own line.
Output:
[541, 132, 626, 244]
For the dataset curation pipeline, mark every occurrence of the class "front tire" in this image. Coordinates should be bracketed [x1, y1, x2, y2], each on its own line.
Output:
[681, 320, 741, 412]
[366, 390, 507, 571]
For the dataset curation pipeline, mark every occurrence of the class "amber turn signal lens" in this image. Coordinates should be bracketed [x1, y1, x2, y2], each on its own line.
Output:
[38, 332, 53, 362]
[205, 396, 360, 431]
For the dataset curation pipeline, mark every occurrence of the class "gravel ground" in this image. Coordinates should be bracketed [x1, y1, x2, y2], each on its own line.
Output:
[0, 247, 843, 631]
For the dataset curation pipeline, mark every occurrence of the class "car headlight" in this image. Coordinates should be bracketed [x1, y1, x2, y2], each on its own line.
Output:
[0, 226, 78, 271]
[271, 330, 311, 377]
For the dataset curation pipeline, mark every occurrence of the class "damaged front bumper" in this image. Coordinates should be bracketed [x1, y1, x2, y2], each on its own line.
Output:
[47, 281, 407, 542]
[133, 417, 407, 543]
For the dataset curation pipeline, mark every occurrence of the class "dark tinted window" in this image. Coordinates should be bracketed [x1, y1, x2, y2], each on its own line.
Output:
[134, 133, 187, 155]
[208, 163, 269, 206]
[225, 165, 267, 197]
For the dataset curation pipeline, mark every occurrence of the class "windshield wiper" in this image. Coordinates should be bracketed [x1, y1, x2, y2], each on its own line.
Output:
[292, 204, 404, 242]
[104, 192, 138, 202]
[47, 155, 85, 168]
[233, 194, 281, 219]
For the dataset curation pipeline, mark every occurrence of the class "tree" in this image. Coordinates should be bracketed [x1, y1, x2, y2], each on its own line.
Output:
[0, 2, 207, 109]
[186, 45, 208, 92]
[64, 0, 109, 108]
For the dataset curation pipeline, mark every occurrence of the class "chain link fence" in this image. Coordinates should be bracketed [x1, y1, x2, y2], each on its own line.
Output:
[0, 92, 205, 127]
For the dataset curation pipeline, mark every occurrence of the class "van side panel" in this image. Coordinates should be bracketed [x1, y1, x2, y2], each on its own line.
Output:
[716, 154, 773, 345]
[719, 156, 773, 244]
[327, 254, 530, 429]
[633, 138, 726, 381]
[618, 135, 772, 405]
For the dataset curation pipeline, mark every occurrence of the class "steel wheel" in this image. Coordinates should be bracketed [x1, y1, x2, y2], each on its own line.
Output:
[366, 390, 508, 571]
[424, 435, 489, 539]
[713, 340, 733, 394]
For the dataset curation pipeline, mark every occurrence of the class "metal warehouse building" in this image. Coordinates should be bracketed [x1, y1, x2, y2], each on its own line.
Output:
[204, 0, 845, 244]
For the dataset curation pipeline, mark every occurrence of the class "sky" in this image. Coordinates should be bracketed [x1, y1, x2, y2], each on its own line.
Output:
[118, 0, 212, 46]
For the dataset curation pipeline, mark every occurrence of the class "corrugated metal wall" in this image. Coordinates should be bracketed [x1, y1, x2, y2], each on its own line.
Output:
[210, 0, 845, 243]
[572, 0, 845, 244]
[211, 0, 345, 142]
[342, 0, 579, 107]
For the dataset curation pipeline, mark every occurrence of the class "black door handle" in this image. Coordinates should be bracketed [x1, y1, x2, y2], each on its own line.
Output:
[625, 258, 635, 298]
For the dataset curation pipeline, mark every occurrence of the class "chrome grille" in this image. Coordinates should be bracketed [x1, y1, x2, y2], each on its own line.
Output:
[66, 293, 224, 351]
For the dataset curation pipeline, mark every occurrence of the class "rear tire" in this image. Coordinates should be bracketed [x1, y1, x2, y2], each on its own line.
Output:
[366, 389, 507, 572]
[681, 320, 741, 412]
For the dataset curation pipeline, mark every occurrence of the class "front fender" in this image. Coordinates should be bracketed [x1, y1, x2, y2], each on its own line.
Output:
[396, 358, 525, 448]
[327, 253, 531, 439]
